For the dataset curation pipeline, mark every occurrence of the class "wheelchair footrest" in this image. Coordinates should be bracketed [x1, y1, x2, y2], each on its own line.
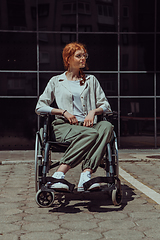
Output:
[45, 177, 75, 192]
[83, 176, 115, 191]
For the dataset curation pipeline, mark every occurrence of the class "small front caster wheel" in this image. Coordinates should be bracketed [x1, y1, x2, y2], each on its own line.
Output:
[36, 190, 54, 208]
[112, 188, 122, 206]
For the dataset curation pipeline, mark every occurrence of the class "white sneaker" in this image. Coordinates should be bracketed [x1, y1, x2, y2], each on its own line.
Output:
[49, 172, 69, 192]
[50, 182, 69, 191]
[77, 171, 100, 192]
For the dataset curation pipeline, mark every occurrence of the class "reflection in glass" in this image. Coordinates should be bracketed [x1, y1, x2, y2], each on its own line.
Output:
[0, 73, 37, 96]
[120, 74, 154, 96]
[156, 35, 160, 71]
[120, 0, 155, 32]
[0, 99, 37, 150]
[157, 99, 160, 147]
[120, 98, 154, 148]
[120, 34, 154, 71]
[78, 0, 118, 32]
[38, 0, 76, 31]
[79, 34, 117, 71]
[0, 0, 36, 31]
[93, 73, 118, 96]
[0, 33, 37, 70]
[39, 73, 62, 95]
[157, 74, 160, 96]
[107, 98, 118, 135]
[39, 33, 76, 71]
[157, 0, 160, 32]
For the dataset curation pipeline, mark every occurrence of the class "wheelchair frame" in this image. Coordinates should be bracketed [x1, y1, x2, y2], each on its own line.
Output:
[35, 113, 122, 208]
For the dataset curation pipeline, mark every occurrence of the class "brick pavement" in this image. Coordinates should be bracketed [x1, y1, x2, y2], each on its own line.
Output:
[0, 150, 160, 240]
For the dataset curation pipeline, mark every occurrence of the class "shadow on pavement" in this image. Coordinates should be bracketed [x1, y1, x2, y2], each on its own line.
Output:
[49, 184, 135, 213]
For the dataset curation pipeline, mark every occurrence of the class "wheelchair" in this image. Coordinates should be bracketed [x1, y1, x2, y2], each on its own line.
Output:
[34, 112, 122, 208]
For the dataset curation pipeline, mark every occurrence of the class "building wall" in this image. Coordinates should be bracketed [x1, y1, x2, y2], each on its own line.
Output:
[0, 0, 159, 149]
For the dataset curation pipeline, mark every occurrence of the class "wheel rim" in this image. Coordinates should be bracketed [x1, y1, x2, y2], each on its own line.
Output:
[35, 129, 43, 192]
[36, 190, 54, 208]
[112, 189, 122, 206]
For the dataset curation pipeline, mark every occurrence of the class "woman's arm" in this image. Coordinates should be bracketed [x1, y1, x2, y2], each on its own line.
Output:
[83, 107, 103, 127]
[51, 109, 78, 125]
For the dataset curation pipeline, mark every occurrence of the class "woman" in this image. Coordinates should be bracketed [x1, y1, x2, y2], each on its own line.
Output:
[36, 42, 113, 192]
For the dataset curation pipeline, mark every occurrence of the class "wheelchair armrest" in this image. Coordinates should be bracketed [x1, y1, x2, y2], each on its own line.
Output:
[98, 111, 118, 122]
[39, 114, 55, 143]
[103, 111, 118, 122]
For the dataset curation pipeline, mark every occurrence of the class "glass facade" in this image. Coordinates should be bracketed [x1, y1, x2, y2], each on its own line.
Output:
[0, 0, 159, 149]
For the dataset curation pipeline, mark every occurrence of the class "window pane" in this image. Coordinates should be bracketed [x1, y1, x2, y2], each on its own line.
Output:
[156, 35, 160, 71]
[0, 99, 37, 150]
[120, 34, 154, 71]
[120, 98, 154, 148]
[0, 33, 37, 70]
[157, 0, 160, 31]
[0, 73, 37, 96]
[107, 98, 118, 134]
[79, 34, 118, 71]
[93, 73, 118, 96]
[39, 33, 76, 71]
[38, 0, 76, 31]
[0, 0, 37, 31]
[120, 0, 155, 32]
[120, 74, 154, 96]
[78, 0, 118, 32]
[39, 73, 61, 95]
[157, 74, 160, 96]
[157, 99, 160, 147]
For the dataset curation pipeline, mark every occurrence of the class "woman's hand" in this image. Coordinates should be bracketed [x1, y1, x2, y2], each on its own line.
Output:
[83, 110, 96, 127]
[63, 111, 78, 125]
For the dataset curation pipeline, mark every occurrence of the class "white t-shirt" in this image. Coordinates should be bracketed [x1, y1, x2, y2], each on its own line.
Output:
[67, 79, 86, 122]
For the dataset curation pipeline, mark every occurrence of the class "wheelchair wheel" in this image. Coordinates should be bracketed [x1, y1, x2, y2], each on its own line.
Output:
[112, 178, 122, 206]
[112, 188, 122, 206]
[36, 190, 55, 208]
[35, 128, 43, 192]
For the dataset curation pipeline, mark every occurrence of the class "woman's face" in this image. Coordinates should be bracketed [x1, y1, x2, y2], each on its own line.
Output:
[68, 49, 88, 70]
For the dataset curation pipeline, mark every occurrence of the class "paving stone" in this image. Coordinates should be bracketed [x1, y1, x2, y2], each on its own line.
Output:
[62, 230, 102, 240]
[129, 211, 160, 220]
[0, 196, 26, 203]
[144, 229, 160, 239]
[20, 232, 60, 240]
[0, 234, 18, 240]
[0, 215, 22, 224]
[0, 223, 20, 234]
[22, 222, 59, 232]
[24, 207, 57, 214]
[135, 218, 160, 229]
[58, 212, 93, 222]
[62, 220, 98, 231]
[94, 212, 128, 220]
[4, 208, 23, 215]
[103, 229, 145, 240]
[98, 219, 136, 230]
[122, 203, 155, 213]
[24, 213, 58, 222]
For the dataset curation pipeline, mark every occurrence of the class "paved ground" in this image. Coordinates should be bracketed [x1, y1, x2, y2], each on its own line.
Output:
[0, 149, 160, 240]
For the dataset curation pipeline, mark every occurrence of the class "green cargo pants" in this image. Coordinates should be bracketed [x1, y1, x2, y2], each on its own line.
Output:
[52, 118, 114, 173]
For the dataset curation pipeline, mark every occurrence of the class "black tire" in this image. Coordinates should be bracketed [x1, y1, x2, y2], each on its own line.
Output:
[36, 190, 55, 208]
[35, 128, 43, 192]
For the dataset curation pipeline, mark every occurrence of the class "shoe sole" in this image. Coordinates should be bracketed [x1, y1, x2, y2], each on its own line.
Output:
[77, 184, 100, 192]
[50, 183, 69, 192]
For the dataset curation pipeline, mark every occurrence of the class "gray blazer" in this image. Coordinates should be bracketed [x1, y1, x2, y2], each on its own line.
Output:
[35, 72, 112, 124]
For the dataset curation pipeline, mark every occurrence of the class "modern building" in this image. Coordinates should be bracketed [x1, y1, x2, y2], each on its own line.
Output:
[0, 0, 159, 149]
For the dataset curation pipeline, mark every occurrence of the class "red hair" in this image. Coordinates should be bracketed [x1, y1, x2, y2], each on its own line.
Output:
[62, 42, 88, 85]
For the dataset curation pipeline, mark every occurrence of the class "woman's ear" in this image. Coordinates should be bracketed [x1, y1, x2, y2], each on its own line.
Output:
[66, 57, 70, 65]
